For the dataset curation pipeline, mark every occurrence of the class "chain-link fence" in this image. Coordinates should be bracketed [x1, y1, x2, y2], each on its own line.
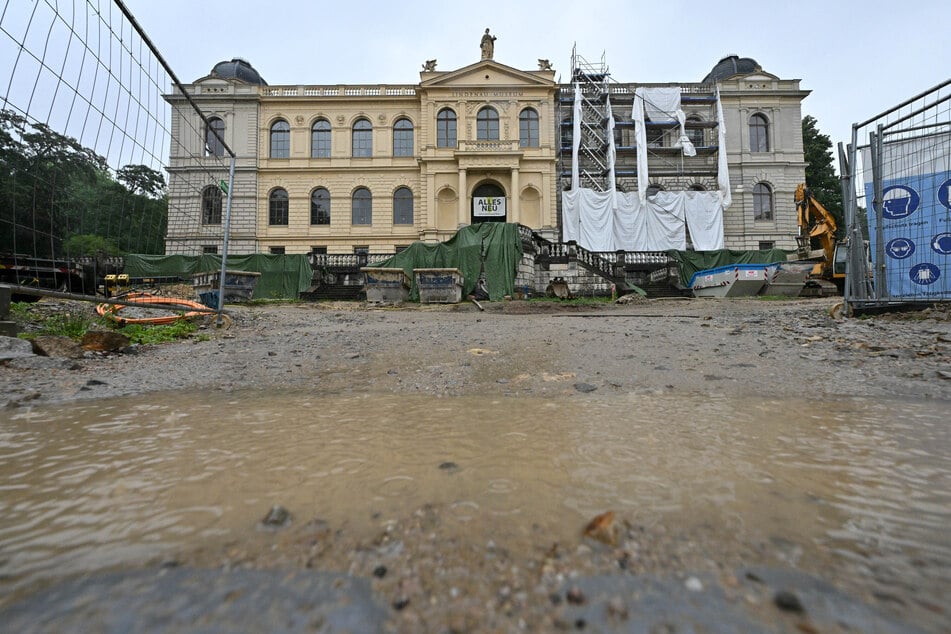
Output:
[0, 0, 235, 301]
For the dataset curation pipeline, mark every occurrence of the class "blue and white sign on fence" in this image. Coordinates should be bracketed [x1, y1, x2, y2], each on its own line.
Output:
[865, 134, 951, 300]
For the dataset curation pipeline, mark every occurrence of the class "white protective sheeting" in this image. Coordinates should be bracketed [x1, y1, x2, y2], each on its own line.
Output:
[606, 94, 616, 189]
[639, 87, 682, 122]
[683, 190, 725, 250]
[716, 87, 732, 208]
[632, 90, 650, 203]
[561, 189, 724, 252]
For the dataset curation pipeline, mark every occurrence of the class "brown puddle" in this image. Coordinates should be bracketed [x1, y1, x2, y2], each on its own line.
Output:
[1, 390, 949, 611]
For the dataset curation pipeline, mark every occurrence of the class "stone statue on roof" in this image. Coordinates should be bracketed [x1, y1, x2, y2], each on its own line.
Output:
[422, 59, 437, 71]
[480, 29, 496, 60]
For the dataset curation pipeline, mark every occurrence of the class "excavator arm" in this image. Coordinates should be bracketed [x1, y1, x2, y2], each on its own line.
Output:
[794, 183, 838, 278]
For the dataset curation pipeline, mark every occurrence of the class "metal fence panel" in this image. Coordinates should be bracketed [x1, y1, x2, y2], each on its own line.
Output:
[845, 80, 951, 309]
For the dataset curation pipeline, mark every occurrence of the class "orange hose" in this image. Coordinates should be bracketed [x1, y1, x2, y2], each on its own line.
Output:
[96, 292, 210, 326]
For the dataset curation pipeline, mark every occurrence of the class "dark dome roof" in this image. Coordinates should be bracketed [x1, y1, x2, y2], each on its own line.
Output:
[702, 55, 762, 83]
[209, 58, 267, 85]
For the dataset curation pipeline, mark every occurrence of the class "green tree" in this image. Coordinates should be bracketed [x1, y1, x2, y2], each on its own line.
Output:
[63, 234, 120, 257]
[802, 115, 844, 237]
[0, 109, 168, 258]
[117, 164, 166, 197]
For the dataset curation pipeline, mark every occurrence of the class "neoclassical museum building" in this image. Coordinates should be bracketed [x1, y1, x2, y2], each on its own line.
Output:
[164, 32, 809, 256]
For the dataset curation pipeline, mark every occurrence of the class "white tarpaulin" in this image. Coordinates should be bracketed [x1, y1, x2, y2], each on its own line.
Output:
[562, 189, 724, 252]
[638, 87, 681, 122]
[606, 94, 617, 189]
[570, 83, 582, 192]
[632, 90, 649, 203]
[716, 87, 732, 208]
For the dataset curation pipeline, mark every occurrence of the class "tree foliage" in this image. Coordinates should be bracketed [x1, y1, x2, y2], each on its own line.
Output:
[802, 115, 844, 237]
[0, 109, 167, 258]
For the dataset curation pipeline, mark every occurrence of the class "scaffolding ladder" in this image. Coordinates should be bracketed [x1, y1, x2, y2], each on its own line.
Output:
[569, 45, 613, 192]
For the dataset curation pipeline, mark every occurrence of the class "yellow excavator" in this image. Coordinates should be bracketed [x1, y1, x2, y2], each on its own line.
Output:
[793, 183, 846, 294]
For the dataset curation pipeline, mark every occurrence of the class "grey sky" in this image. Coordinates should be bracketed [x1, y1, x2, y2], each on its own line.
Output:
[79, 0, 951, 150]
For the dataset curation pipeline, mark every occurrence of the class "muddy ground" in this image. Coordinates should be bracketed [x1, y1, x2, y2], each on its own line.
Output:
[4, 295, 951, 406]
[2, 296, 950, 632]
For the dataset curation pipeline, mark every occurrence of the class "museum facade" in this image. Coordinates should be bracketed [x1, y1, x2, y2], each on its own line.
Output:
[164, 40, 809, 256]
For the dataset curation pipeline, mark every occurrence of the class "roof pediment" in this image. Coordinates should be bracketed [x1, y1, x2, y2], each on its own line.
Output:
[420, 60, 555, 90]
[192, 76, 234, 86]
[741, 72, 779, 81]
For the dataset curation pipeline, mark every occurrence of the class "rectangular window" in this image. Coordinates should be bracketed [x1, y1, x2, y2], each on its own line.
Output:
[758, 241, 775, 251]
[270, 246, 286, 254]
[437, 121, 456, 148]
[202, 245, 218, 254]
[311, 121, 331, 158]
[393, 121, 414, 157]
[647, 126, 665, 147]
[311, 246, 327, 255]
[560, 123, 572, 149]
[686, 127, 703, 148]
[353, 246, 369, 255]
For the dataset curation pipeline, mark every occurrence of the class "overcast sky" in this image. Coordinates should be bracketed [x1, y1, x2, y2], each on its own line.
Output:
[125, 0, 947, 150]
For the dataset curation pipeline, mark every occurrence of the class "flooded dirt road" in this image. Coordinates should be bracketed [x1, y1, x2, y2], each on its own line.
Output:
[1, 298, 950, 631]
[2, 390, 950, 631]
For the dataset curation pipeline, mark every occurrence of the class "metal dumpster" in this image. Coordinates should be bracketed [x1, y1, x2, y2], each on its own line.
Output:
[689, 264, 769, 298]
[361, 267, 411, 304]
[414, 268, 464, 304]
[193, 270, 262, 306]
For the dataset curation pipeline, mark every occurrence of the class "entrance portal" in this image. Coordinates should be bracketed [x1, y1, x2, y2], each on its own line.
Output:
[471, 182, 506, 223]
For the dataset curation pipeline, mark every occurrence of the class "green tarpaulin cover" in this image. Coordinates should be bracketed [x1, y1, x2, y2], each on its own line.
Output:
[123, 254, 313, 300]
[369, 223, 523, 302]
[666, 248, 794, 288]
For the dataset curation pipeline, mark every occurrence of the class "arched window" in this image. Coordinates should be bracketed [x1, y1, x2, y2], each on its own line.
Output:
[686, 115, 703, 148]
[646, 184, 664, 197]
[201, 185, 222, 224]
[269, 188, 289, 225]
[688, 183, 706, 191]
[477, 106, 499, 141]
[749, 113, 769, 153]
[393, 118, 414, 157]
[352, 187, 372, 225]
[352, 118, 372, 157]
[270, 120, 290, 158]
[437, 108, 456, 148]
[393, 187, 413, 225]
[205, 117, 225, 157]
[310, 187, 330, 225]
[753, 182, 773, 220]
[311, 119, 331, 158]
[519, 108, 539, 147]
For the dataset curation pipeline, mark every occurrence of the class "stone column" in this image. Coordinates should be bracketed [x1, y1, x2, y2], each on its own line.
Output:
[458, 168, 468, 227]
[510, 168, 520, 224]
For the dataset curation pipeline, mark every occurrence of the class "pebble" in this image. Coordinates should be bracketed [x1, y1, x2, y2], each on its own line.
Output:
[684, 576, 703, 592]
[566, 586, 586, 605]
[259, 505, 290, 529]
[774, 590, 805, 613]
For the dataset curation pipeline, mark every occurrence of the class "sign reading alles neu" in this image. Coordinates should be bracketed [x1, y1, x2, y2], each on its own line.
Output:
[474, 196, 506, 218]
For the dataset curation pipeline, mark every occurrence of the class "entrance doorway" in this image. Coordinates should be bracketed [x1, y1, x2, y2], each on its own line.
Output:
[471, 182, 506, 224]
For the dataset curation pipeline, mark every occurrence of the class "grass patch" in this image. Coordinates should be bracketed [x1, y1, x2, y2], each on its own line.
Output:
[10, 300, 200, 344]
[115, 319, 198, 345]
[31, 312, 95, 339]
[242, 298, 300, 307]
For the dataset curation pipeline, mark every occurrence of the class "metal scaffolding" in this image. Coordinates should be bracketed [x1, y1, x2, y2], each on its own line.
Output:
[568, 45, 613, 192]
